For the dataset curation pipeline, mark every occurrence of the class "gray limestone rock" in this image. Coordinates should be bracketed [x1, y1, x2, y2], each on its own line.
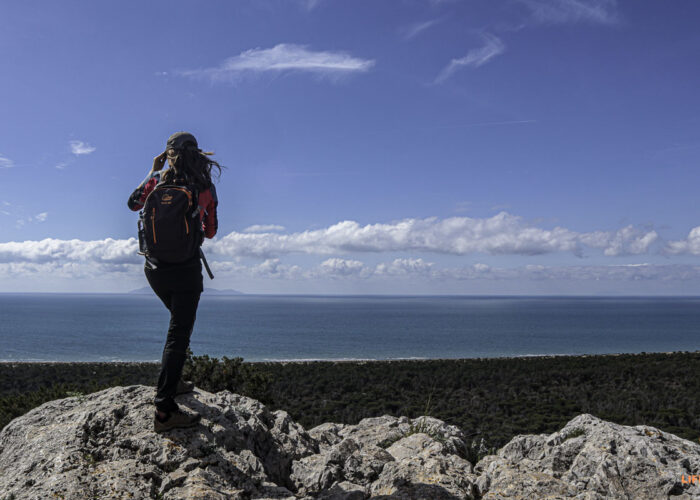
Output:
[371, 432, 479, 499]
[0, 385, 316, 499]
[2, 387, 699, 500]
[309, 422, 348, 452]
[291, 436, 394, 496]
[317, 481, 367, 500]
[476, 413, 700, 499]
[293, 420, 479, 499]
[334, 415, 469, 458]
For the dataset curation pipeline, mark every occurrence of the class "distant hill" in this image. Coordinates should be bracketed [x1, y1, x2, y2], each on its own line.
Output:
[129, 287, 243, 295]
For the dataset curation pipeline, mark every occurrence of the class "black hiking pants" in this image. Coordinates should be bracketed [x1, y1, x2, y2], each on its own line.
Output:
[145, 259, 203, 414]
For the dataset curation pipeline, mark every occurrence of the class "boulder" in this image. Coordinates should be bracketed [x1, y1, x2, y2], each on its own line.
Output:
[0, 385, 315, 499]
[476, 413, 700, 499]
[1, 387, 699, 500]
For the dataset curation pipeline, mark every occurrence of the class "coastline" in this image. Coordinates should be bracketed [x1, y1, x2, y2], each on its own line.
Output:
[1, 349, 696, 365]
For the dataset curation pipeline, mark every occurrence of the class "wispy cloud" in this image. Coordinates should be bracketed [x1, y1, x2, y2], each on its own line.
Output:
[300, 0, 323, 11]
[433, 262, 700, 283]
[515, 0, 618, 25]
[70, 141, 96, 155]
[15, 212, 49, 229]
[401, 19, 441, 40]
[435, 34, 505, 83]
[0, 155, 14, 168]
[179, 44, 375, 83]
[454, 201, 472, 213]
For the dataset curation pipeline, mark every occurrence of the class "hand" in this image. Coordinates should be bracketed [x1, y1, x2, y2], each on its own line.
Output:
[151, 151, 167, 172]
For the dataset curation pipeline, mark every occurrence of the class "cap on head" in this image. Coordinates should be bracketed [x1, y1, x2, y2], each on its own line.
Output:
[166, 132, 198, 151]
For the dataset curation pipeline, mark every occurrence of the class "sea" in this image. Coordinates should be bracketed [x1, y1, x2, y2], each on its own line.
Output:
[1, 294, 699, 362]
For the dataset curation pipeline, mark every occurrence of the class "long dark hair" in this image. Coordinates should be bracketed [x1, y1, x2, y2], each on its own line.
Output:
[160, 147, 223, 190]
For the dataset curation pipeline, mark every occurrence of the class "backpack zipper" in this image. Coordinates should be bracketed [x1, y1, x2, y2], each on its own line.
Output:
[152, 207, 157, 243]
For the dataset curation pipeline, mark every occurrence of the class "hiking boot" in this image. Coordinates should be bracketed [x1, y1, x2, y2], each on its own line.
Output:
[154, 409, 201, 433]
[176, 379, 195, 395]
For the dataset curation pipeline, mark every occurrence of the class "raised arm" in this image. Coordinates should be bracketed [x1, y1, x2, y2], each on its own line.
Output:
[127, 171, 161, 211]
[127, 152, 167, 211]
[202, 184, 218, 238]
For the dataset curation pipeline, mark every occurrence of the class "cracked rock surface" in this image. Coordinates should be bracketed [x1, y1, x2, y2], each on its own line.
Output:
[475, 414, 700, 499]
[0, 385, 698, 499]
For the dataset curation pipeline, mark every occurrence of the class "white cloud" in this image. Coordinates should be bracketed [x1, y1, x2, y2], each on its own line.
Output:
[180, 44, 375, 83]
[435, 34, 505, 83]
[665, 226, 700, 255]
[579, 226, 658, 256]
[515, 0, 618, 25]
[0, 155, 14, 168]
[35, 212, 48, 222]
[0, 214, 659, 266]
[318, 258, 370, 278]
[210, 213, 658, 259]
[250, 258, 303, 279]
[401, 19, 441, 40]
[375, 258, 434, 276]
[244, 224, 286, 233]
[70, 141, 96, 155]
[55, 162, 68, 170]
[0, 261, 139, 280]
[0, 238, 140, 264]
[0, 230, 694, 288]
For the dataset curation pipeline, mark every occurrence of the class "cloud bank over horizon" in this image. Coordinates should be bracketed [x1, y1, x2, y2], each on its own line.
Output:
[2, 211, 695, 291]
[0, 212, 661, 265]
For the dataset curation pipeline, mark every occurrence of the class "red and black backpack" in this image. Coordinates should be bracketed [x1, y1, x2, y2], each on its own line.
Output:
[138, 183, 203, 263]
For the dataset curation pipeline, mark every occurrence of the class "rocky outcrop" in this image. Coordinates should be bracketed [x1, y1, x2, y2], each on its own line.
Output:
[0, 385, 698, 499]
[475, 413, 700, 500]
[294, 415, 478, 499]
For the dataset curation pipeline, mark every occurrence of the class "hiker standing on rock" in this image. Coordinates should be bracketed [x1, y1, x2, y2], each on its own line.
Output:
[127, 132, 221, 432]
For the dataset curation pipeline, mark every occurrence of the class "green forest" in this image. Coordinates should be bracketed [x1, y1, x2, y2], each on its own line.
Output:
[1, 351, 698, 458]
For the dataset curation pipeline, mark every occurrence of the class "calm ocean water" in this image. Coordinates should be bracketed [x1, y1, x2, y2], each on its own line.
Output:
[1, 294, 699, 362]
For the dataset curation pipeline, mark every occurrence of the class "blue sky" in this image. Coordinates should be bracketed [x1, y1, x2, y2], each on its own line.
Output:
[2, 0, 700, 294]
